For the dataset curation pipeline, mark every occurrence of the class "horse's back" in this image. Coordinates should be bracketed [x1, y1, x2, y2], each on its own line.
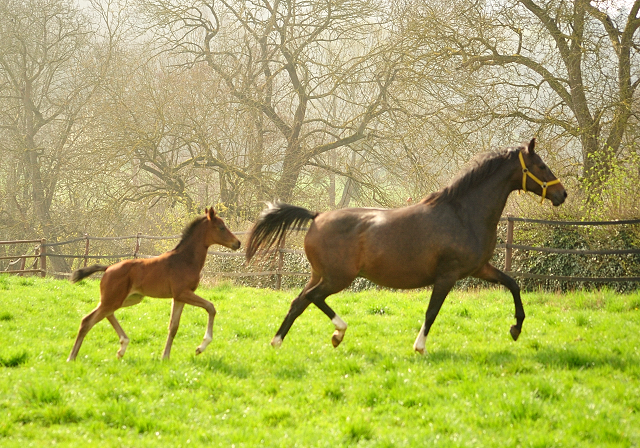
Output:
[101, 254, 193, 299]
[304, 204, 488, 289]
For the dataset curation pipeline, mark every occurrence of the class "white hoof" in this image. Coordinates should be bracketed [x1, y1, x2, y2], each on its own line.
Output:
[271, 335, 283, 348]
[196, 336, 212, 355]
[117, 338, 129, 359]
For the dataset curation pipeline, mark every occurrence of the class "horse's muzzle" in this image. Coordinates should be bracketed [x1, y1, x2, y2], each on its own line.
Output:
[549, 187, 568, 206]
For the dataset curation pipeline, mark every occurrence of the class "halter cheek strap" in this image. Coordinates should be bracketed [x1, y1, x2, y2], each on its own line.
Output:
[518, 151, 561, 204]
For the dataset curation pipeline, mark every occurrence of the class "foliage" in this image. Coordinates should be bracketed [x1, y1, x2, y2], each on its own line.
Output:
[512, 224, 640, 292]
[1, 276, 640, 446]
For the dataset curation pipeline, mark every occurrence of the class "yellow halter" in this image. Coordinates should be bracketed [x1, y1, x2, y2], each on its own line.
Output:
[518, 151, 561, 204]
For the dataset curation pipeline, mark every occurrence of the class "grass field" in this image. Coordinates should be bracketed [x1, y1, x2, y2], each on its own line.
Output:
[1, 275, 640, 447]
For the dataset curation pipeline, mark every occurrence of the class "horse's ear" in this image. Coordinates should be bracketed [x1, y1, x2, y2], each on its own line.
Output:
[206, 207, 216, 220]
[528, 138, 536, 154]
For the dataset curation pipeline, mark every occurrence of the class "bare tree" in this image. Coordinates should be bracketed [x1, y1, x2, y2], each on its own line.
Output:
[139, 0, 396, 204]
[0, 0, 122, 244]
[402, 0, 640, 183]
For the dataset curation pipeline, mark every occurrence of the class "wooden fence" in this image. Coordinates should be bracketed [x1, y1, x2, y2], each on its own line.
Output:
[0, 239, 47, 277]
[498, 217, 640, 283]
[2, 218, 639, 287]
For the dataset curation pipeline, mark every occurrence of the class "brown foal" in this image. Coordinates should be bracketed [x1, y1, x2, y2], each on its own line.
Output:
[67, 207, 240, 361]
[246, 139, 567, 353]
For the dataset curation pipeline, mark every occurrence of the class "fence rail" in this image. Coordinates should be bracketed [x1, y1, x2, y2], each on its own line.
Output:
[2, 219, 639, 287]
[498, 216, 640, 284]
[0, 239, 46, 277]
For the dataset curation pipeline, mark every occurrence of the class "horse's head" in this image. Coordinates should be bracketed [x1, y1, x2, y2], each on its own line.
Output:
[517, 138, 567, 206]
[204, 207, 241, 250]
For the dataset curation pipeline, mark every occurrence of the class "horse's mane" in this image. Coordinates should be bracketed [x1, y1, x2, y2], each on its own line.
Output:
[174, 216, 206, 249]
[421, 146, 519, 206]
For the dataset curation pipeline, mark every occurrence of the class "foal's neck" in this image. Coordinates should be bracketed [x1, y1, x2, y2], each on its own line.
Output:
[173, 224, 210, 266]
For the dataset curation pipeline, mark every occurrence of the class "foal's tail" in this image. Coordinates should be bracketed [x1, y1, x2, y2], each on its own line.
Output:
[246, 202, 318, 262]
[70, 264, 108, 283]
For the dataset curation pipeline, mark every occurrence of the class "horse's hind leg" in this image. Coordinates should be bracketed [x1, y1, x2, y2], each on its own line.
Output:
[67, 305, 112, 361]
[271, 290, 312, 347]
[414, 275, 457, 355]
[272, 274, 348, 348]
[162, 299, 185, 360]
[106, 314, 130, 359]
[473, 263, 523, 340]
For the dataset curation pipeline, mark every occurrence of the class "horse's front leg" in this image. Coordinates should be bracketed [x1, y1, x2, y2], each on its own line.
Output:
[175, 290, 217, 355]
[162, 299, 186, 360]
[472, 263, 524, 340]
[414, 276, 457, 354]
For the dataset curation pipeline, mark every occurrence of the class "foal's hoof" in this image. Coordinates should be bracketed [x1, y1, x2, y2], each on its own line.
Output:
[510, 325, 521, 341]
[271, 335, 283, 348]
[413, 345, 425, 355]
[331, 331, 344, 348]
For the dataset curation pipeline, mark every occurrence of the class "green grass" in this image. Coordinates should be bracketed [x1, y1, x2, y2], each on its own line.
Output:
[0, 274, 639, 447]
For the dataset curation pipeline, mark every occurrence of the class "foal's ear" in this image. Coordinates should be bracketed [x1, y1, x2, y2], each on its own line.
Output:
[206, 207, 216, 220]
[527, 138, 536, 155]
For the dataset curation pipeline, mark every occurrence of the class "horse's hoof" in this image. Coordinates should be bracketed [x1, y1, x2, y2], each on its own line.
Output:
[510, 325, 521, 341]
[271, 336, 283, 348]
[331, 331, 344, 348]
[413, 346, 425, 355]
[195, 347, 203, 355]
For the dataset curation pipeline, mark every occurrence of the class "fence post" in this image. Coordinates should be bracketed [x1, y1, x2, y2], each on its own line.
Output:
[134, 232, 141, 258]
[275, 235, 286, 290]
[83, 233, 90, 267]
[505, 216, 514, 272]
[18, 253, 26, 276]
[39, 238, 46, 277]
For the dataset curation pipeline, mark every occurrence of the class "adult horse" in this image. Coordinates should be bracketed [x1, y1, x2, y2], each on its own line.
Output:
[67, 207, 241, 361]
[246, 139, 566, 353]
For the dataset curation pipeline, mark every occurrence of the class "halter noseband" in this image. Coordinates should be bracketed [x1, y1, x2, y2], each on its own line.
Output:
[518, 151, 560, 204]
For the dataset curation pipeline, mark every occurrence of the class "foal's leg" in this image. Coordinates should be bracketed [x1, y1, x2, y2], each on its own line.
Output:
[414, 275, 458, 355]
[473, 263, 524, 340]
[106, 314, 129, 359]
[162, 300, 186, 360]
[68, 305, 113, 361]
[174, 290, 217, 356]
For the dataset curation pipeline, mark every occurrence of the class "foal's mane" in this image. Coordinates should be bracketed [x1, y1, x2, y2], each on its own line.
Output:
[421, 146, 519, 206]
[174, 216, 206, 249]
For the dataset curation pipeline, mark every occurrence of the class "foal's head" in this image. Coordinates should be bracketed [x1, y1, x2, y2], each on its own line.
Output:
[516, 138, 567, 206]
[203, 207, 241, 250]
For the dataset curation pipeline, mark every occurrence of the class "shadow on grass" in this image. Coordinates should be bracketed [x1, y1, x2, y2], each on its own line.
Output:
[412, 345, 638, 374]
[191, 355, 250, 378]
[0, 350, 28, 367]
[532, 346, 638, 371]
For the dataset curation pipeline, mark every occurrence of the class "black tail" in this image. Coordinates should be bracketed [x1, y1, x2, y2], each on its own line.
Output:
[246, 202, 318, 262]
[70, 264, 108, 283]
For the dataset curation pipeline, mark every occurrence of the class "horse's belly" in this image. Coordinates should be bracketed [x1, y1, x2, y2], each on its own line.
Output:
[122, 293, 144, 307]
[360, 263, 436, 289]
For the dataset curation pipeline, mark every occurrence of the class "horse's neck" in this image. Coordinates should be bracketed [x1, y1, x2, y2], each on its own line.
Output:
[173, 228, 209, 267]
[458, 165, 516, 229]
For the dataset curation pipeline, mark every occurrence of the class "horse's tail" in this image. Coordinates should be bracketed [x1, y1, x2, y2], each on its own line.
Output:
[70, 264, 108, 283]
[246, 202, 318, 262]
